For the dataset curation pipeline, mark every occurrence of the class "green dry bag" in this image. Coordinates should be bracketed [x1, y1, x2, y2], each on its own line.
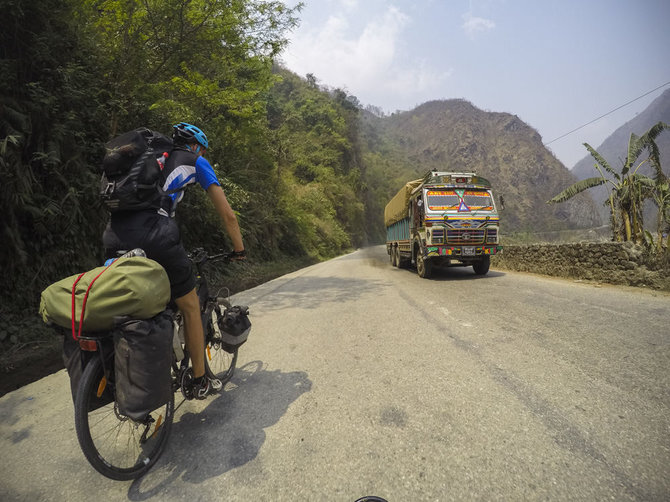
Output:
[39, 257, 170, 333]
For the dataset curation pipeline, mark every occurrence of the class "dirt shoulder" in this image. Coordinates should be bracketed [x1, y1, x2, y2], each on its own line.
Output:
[0, 337, 63, 396]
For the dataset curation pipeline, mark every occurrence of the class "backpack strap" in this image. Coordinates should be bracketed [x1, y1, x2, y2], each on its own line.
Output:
[71, 273, 86, 340]
[70, 262, 115, 340]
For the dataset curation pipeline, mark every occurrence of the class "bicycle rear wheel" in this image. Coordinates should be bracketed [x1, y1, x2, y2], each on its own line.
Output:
[204, 299, 238, 384]
[74, 355, 174, 480]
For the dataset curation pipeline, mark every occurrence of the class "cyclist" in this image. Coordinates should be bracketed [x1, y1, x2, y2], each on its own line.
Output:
[103, 122, 246, 399]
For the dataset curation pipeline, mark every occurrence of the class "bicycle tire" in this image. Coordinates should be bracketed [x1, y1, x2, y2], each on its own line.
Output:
[74, 354, 174, 480]
[204, 298, 238, 384]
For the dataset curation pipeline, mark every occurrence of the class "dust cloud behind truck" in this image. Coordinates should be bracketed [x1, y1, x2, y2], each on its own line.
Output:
[385, 171, 503, 278]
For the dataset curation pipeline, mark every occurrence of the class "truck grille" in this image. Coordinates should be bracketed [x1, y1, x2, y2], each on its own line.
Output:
[446, 229, 485, 245]
[430, 228, 444, 244]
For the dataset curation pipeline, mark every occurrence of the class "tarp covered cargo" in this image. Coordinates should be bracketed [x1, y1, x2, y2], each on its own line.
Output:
[384, 179, 423, 227]
[40, 257, 170, 332]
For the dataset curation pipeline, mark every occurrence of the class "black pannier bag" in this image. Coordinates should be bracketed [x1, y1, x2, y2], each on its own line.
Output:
[62, 331, 85, 401]
[100, 128, 173, 213]
[113, 311, 173, 421]
[216, 305, 251, 353]
[62, 332, 114, 410]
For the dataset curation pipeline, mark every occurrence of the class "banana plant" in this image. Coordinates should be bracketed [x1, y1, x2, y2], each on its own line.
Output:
[641, 122, 670, 251]
[548, 121, 669, 244]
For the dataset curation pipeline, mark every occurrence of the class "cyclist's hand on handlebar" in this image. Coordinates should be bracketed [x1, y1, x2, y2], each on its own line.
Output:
[230, 249, 247, 261]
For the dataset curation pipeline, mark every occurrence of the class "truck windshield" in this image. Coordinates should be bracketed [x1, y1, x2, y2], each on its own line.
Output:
[426, 189, 494, 212]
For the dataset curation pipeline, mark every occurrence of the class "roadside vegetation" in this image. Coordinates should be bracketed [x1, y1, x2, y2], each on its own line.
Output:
[0, 0, 377, 384]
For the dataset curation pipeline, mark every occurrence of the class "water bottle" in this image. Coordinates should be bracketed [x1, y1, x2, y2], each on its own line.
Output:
[156, 152, 169, 171]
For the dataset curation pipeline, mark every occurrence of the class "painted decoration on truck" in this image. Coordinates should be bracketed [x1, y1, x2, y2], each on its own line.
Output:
[425, 215, 500, 226]
[426, 190, 459, 210]
[426, 189, 494, 211]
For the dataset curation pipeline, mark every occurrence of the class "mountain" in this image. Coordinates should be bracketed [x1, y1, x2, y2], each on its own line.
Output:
[362, 99, 601, 234]
[571, 88, 670, 225]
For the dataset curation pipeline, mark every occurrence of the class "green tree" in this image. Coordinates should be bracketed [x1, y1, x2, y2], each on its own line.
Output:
[548, 121, 669, 245]
[78, 0, 302, 134]
[0, 0, 111, 303]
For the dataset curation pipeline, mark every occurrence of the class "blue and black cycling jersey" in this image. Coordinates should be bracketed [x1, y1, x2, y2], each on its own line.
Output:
[161, 148, 220, 216]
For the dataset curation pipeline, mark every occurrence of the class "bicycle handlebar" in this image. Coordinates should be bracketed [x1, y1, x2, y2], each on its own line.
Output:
[188, 248, 243, 267]
[208, 252, 233, 262]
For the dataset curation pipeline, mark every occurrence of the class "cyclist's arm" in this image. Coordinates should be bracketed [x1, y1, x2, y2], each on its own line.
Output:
[206, 184, 245, 253]
[195, 156, 245, 254]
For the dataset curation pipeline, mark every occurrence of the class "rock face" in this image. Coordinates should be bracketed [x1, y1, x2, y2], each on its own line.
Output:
[571, 88, 670, 226]
[368, 99, 601, 233]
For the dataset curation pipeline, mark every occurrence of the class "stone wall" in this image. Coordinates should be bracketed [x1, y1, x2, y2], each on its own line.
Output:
[491, 242, 670, 291]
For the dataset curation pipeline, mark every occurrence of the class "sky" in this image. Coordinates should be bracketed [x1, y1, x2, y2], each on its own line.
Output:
[279, 0, 670, 168]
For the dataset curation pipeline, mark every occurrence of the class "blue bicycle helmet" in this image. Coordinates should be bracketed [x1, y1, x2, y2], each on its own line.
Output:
[172, 122, 209, 149]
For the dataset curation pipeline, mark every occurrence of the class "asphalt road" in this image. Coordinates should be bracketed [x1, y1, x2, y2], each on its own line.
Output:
[1, 245, 669, 501]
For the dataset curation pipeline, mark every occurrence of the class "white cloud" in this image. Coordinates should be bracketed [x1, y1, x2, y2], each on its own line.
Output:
[281, 6, 453, 111]
[386, 60, 454, 98]
[462, 13, 495, 38]
[283, 7, 408, 84]
[337, 0, 358, 10]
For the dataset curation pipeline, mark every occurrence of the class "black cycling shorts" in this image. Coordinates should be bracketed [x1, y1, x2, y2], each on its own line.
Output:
[102, 211, 195, 300]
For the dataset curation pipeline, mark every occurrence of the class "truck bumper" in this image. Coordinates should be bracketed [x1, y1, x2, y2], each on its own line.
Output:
[426, 245, 502, 257]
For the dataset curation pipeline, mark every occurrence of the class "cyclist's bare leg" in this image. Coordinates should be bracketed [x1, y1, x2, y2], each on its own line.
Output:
[175, 288, 205, 379]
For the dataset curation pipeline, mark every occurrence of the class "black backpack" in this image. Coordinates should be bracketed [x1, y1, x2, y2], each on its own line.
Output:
[100, 128, 173, 213]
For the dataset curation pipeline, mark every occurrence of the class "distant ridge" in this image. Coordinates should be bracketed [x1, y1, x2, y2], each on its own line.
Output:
[364, 99, 601, 233]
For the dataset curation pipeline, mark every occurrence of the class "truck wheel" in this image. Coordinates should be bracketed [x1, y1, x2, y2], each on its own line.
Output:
[473, 255, 490, 275]
[416, 251, 433, 278]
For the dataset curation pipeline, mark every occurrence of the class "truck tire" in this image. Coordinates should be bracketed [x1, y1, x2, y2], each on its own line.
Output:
[473, 255, 490, 275]
[416, 251, 433, 278]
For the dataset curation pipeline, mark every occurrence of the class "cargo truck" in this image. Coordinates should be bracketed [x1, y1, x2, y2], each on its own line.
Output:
[385, 170, 503, 278]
